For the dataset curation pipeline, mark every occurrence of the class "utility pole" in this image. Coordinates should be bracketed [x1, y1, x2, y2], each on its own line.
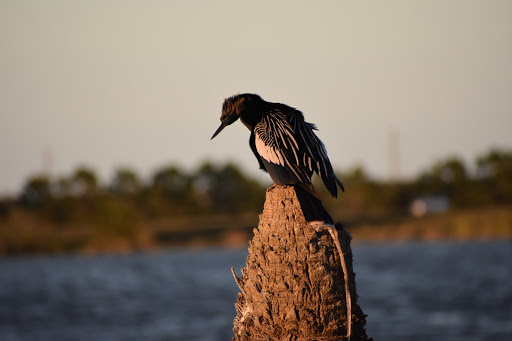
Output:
[388, 129, 400, 182]
[42, 147, 52, 179]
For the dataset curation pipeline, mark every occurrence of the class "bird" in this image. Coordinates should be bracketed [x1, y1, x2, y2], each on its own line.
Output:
[211, 93, 344, 198]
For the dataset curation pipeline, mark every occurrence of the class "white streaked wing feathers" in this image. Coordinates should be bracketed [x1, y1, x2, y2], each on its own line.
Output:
[254, 110, 330, 182]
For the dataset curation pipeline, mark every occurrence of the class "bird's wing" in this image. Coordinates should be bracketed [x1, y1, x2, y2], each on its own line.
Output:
[249, 131, 267, 172]
[254, 110, 317, 184]
[293, 116, 344, 197]
[254, 108, 344, 197]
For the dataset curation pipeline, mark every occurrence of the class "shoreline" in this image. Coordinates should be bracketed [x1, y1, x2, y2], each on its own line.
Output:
[1, 205, 511, 257]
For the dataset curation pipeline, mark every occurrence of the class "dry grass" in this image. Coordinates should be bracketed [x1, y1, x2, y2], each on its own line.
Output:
[347, 205, 512, 242]
[1, 206, 511, 255]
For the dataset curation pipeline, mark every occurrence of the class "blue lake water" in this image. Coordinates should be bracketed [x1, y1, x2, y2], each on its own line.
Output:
[0, 240, 511, 341]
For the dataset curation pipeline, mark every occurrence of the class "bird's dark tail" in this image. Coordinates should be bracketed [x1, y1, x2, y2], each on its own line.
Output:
[322, 174, 345, 198]
[293, 184, 334, 225]
[296, 183, 321, 200]
[336, 176, 345, 192]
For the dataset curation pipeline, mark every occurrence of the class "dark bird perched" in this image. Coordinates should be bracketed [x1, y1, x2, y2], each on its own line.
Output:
[211, 93, 344, 198]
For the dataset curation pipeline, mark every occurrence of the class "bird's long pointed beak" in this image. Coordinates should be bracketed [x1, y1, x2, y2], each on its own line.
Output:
[211, 121, 228, 140]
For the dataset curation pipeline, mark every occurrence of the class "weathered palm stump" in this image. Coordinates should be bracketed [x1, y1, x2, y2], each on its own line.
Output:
[232, 186, 371, 341]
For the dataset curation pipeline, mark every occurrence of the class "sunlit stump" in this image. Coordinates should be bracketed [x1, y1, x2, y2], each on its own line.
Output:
[232, 185, 371, 341]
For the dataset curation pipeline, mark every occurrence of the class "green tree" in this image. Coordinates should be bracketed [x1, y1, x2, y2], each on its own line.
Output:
[71, 167, 98, 197]
[414, 157, 470, 207]
[193, 161, 265, 212]
[432, 158, 468, 184]
[477, 149, 512, 203]
[111, 168, 141, 196]
[141, 165, 196, 216]
[152, 165, 193, 201]
[54, 176, 72, 197]
[20, 175, 52, 206]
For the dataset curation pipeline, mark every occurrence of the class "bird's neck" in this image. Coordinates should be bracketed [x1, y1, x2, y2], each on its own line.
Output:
[240, 118, 253, 131]
[240, 102, 266, 131]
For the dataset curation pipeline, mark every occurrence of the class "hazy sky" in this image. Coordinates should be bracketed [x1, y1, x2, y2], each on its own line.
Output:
[1, 1, 511, 195]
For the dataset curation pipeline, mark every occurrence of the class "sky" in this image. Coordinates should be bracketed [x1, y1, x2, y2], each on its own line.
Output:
[1, 1, 511, 195]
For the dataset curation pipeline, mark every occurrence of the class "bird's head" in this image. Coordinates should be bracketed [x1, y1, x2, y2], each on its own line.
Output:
[211, 93, 263, 139]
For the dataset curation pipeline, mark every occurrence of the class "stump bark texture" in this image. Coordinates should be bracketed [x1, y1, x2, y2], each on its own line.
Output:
[232, 186, 370, 341]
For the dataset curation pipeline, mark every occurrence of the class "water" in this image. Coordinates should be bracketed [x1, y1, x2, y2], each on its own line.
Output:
[0, 241, 510, 341]
[354, 241, 512, 341]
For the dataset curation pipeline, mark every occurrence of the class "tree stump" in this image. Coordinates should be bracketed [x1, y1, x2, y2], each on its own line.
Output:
[232, 185, 371, 341]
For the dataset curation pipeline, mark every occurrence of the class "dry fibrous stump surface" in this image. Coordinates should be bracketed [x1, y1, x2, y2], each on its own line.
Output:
[232, 185, 371, 341]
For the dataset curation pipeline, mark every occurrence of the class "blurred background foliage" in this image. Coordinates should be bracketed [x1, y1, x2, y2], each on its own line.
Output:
[1, 148, 511, 255]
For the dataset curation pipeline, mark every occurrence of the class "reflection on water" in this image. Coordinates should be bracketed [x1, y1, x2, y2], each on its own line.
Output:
[0, 241, 511, 341]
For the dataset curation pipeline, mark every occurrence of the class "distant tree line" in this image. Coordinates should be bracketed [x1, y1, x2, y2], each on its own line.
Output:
[1, 149, 511, 227]
[319, 148, 512, 221]
[0, 161, 265, 236]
